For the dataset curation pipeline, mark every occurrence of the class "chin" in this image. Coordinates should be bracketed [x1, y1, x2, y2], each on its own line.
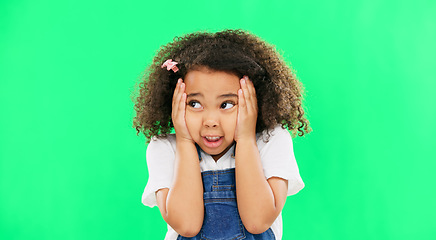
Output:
[198, 146, 222, 154]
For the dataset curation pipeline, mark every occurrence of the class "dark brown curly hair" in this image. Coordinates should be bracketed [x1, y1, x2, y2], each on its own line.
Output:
[132, 29, 311, 142]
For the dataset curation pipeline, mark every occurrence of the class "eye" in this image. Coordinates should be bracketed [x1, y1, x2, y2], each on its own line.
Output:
[221, 102, 235, 110]
[188, 100, 202, 109]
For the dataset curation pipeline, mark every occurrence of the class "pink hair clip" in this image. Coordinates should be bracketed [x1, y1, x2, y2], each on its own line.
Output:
[161, 59, 179, 73]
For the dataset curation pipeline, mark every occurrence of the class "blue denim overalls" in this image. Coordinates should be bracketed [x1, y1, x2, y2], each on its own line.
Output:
[177, 145, 276, 240]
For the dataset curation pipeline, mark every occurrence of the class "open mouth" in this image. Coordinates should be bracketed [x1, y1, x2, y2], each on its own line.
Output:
[202, 136, 223, 148]
[205, 136, 221, 141]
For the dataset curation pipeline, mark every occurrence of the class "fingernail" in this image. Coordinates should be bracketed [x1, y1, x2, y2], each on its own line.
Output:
[241, 79, 245, 84]
[244, 76, 249, 80]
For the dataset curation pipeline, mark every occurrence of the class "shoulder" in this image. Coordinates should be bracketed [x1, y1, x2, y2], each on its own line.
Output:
[145, 134, 177, 170]
[142, 134, 177, 207]
[256, 125, 297, 177]
[147, 134, 177, 156]
[256, 125, 293, 153]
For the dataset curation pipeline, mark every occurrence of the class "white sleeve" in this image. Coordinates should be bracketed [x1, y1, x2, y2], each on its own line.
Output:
[258, 126, 305, 196]
[141, 136, 176, 207]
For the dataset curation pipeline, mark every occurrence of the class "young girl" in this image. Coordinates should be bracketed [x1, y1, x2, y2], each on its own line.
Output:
[133, 29, 311, 240]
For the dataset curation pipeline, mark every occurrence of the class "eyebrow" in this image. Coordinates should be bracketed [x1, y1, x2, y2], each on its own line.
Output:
[186, 93, 238, 98]
[186, 93, 203, 98]
[217, 93, 238, 98]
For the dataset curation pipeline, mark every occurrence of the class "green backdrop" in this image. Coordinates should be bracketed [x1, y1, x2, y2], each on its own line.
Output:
[1, 0, 435, 239]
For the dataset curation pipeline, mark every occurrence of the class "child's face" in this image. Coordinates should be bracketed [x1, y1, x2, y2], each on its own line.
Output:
[184, 67, 240, 161]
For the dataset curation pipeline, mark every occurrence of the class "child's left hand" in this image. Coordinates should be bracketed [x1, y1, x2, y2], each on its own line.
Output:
[235, 76, 258, 142]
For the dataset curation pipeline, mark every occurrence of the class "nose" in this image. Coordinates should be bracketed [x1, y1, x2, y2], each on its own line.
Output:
[203, 110, 219, 128]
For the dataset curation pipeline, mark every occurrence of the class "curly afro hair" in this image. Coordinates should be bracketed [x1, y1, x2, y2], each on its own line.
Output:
[132, 29, 311, 142]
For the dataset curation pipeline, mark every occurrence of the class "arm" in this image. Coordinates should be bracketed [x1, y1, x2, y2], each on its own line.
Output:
[235, 140, 288, 234]
[234, 77, 288, 234]
[155, 79, 204, 237]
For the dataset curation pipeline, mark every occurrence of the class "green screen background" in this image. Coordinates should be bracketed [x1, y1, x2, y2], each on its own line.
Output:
[1, 0, 435, 239]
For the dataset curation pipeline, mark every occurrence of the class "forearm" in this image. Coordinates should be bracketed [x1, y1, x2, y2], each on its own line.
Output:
[164, 140, 204, 235]
[235, 139, 280, 233]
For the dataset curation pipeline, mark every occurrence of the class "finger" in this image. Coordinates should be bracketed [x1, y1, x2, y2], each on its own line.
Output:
[244, 76, 257, 112]
[178, 84, 186, 113]
[172, 78, 181, 101]
[247, 78, 258, 112]
[172, 81, 180, 114]
[240, 78, 252, 113]
[180, 92, 187, 117]
[172, 80, 184, 118]
[238, 88, 247, 115]
[240, 78, 250, 102]
[244, 76, 254, 98]
[172, 79, 182, 109]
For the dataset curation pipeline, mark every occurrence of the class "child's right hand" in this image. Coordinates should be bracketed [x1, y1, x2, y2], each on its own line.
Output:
[172, 78, 193, 143]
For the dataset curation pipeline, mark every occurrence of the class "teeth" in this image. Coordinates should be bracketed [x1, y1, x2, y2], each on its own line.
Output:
[205, 136, 220, 141]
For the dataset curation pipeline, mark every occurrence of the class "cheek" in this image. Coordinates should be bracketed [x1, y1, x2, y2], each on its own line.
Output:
[224, 112, 238, 134]
[185, 111, 201, 133]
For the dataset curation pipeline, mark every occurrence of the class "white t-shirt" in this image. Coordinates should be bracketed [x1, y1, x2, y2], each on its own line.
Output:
[142, 125, 305, 240]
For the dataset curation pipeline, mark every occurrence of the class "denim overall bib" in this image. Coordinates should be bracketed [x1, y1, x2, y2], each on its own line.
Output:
[177, 145, 276, 240]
